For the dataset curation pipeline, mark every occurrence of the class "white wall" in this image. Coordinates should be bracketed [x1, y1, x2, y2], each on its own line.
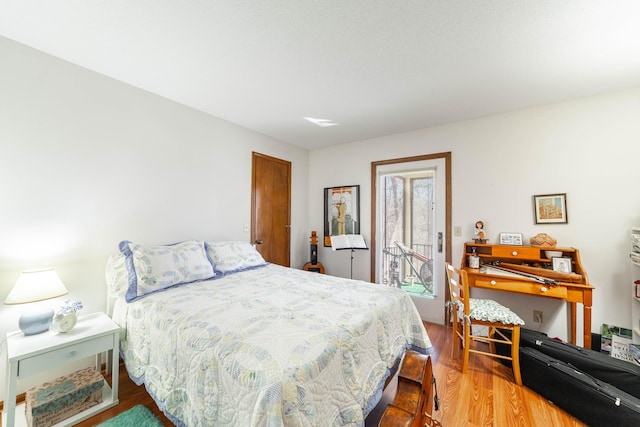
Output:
[309, 87, 640, 346]
[0, 36, 309, 401]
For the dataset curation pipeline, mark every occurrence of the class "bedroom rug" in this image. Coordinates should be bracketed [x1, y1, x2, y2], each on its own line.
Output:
[97, 404, 164, 427]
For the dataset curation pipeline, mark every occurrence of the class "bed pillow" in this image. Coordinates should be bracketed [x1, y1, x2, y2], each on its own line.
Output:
[206, 241, 267, 274]
[105, 253, 129, 297]
[119, 240, 216, 302]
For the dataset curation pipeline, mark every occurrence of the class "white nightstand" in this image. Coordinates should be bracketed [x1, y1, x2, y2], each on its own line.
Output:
[3, 311, 120, 427]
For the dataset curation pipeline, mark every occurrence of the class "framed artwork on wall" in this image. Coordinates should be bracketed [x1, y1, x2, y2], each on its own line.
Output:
[533, 193, 568, 224]
[324, 185, 360, 247]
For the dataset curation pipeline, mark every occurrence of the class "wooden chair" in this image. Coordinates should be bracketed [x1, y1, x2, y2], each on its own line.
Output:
[445, 262, 524, 385]
[378, 350, 440, 427]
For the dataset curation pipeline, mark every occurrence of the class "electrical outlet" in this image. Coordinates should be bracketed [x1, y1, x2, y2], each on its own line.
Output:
[533, 310, 543, 323]
[454, 226, 462, 237]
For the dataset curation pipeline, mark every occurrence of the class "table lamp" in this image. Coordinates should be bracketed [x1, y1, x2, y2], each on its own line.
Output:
[4, 268, 69, 335]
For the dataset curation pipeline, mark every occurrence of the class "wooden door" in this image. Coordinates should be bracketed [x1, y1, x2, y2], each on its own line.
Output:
[251, 152, 291, 266]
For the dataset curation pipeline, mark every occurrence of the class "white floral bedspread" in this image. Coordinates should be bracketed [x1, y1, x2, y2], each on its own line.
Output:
[112, 264, 432, 426]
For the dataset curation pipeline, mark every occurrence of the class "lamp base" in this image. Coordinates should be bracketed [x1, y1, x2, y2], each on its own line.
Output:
[19, 307, 54, 335]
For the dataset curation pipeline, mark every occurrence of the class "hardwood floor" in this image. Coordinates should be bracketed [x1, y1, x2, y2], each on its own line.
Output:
[76, 322, 586, 426]
[419, 322, 585, 427]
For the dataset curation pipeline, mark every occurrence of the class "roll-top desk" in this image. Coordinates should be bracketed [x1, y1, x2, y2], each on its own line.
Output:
[461, 243, 595, 348]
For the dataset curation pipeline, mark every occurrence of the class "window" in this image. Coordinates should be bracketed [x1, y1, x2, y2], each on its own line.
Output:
[381, 171, 435, 297]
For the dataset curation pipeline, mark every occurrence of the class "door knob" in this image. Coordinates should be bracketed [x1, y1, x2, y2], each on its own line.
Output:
[254, 239, 263, 245]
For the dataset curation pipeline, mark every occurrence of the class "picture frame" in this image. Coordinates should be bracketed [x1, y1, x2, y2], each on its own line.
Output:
[552, 257, 572, 273]
[499, 232, 523, 245]
[533, 193, 568, 224]
[324, 185, 360, 247]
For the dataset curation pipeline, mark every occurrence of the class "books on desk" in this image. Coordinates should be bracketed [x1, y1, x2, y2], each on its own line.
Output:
[330, 234, 368, 251]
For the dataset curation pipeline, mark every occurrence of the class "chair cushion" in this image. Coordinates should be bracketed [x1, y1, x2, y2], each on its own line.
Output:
[468, 298, 525, 325]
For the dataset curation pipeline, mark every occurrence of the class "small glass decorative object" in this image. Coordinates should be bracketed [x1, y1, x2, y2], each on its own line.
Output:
[468, 247, 480, 268]
[51, 300, 83, 333]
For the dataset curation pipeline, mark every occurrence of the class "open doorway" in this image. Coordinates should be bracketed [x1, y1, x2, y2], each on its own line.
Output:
[371, 153, 451, 324]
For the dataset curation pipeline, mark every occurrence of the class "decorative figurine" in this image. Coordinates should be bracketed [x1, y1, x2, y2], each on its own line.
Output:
[474, 220, 487, 243]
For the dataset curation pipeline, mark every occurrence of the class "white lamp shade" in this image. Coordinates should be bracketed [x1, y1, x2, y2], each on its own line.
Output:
[4, 268, 69, 305]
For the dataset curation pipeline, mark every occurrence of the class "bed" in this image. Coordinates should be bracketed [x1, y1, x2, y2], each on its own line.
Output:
[105, 240, 432, 426]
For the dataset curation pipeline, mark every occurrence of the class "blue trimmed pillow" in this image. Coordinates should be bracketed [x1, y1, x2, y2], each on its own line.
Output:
[119, 240, 216, 302]
[105, 253, 128, 297]
[206, 241, 267, 274]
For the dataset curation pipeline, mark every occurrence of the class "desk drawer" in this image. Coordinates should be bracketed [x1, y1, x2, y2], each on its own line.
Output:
[475, 278, 568, 299]
[491, 246, 540, 260]
[19, 334, 113, 378]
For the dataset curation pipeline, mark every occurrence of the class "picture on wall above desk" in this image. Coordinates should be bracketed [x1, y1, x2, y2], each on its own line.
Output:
[533, 193, 568, 224]
[324, 185, 360, 247]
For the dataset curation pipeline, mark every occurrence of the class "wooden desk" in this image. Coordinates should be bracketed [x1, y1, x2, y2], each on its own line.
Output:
[461, 243, 594, 348]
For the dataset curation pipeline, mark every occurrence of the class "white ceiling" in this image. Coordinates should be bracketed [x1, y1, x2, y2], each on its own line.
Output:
[2, 1, 640, 150]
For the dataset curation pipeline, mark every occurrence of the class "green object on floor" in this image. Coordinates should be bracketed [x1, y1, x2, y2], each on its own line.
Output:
[97, 405, 164, 427]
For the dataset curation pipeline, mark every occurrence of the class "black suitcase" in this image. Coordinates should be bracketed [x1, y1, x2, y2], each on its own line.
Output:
[496, 328, 640, 398]
[520, 347, 640, 426]
[495, 328, 560, 366]
[495, 327, 551, 359]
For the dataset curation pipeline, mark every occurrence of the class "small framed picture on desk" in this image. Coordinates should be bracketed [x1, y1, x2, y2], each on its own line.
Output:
[552, 257, 572, 273]
[499, 232, 523, 245]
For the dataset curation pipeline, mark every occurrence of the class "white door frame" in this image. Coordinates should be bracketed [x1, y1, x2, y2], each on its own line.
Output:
[370, 153, 451, 324]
